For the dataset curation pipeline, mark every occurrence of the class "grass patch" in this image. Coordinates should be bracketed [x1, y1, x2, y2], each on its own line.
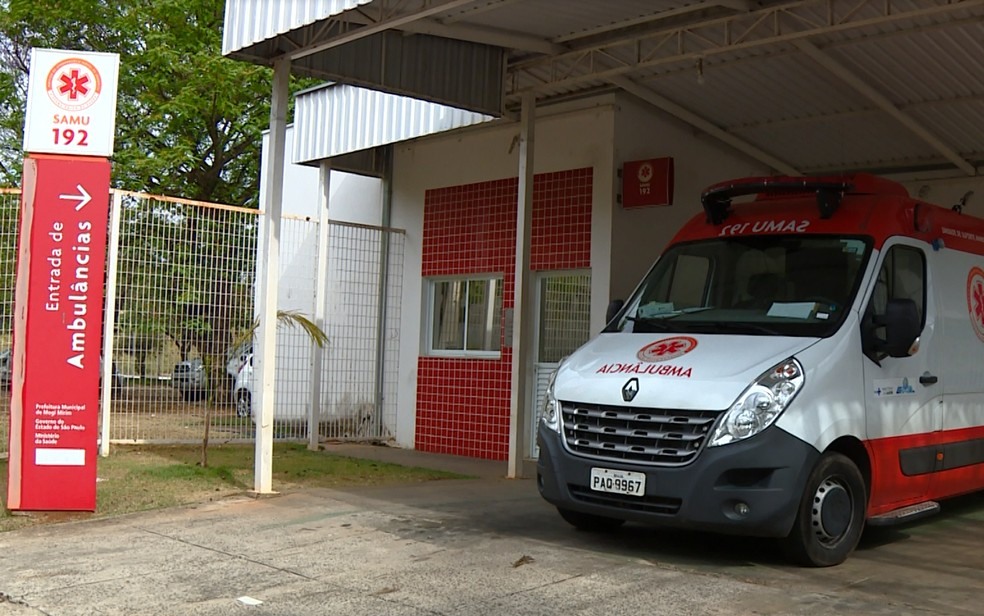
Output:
[0, 443, 466, 532]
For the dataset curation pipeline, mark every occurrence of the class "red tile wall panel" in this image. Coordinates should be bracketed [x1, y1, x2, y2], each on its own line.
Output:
[416, 167, 592, 460]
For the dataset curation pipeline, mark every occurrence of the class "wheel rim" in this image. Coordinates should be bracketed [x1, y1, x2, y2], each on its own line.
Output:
[236, 393, 250, 417]
[810, 476, 854, 546]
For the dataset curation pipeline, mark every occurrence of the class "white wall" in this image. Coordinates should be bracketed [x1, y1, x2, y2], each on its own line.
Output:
[899, 175, 984, 216]
[260, 126, 384, 224]
[390, 97, 619, 448]
[609, 93, 771, 300]
[256, 126, 386, 420]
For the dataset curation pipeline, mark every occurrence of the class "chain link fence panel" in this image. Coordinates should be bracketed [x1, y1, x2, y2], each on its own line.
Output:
[0, 188, 405, 455]
[0, 189, 20, 458]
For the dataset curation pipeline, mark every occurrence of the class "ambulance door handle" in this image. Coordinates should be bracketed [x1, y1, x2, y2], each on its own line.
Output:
[919, 373, 938, 386]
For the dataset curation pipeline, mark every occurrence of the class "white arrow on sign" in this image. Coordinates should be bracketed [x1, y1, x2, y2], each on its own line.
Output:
[58, 184, 92, 211]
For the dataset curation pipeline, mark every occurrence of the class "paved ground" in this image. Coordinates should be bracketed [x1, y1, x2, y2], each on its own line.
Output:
[3, 444, 984, 615]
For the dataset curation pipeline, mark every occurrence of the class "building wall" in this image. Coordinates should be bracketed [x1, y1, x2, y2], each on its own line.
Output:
[610, 94, 772, 300]
[389, 94, 793, 455]
[415, 169, 593, 459]
[257, 126, 386, 419]
[391, 98, 618, 450]
[261, 126, 384, 225]
[899, 175, 984, 217]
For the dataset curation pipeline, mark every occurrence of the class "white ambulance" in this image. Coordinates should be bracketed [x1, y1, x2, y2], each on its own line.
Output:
[536, 174, 984, 566]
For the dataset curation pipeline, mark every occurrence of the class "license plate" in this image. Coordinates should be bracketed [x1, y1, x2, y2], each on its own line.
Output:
[589, 467, 646, 496]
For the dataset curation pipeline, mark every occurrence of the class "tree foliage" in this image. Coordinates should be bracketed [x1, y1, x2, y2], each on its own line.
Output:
[0, 0, 277, 206]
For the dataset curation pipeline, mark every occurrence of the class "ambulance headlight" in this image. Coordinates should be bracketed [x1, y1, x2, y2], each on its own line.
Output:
[709, 358, 804, 447]
[540, 369, 561, 433]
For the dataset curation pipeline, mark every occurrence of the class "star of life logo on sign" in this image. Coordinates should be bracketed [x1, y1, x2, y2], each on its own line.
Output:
[637, 336, 698, 362]
[46, 58, 102, 112]
[23, 48, 119, 157]
[968, 267, 984, 342]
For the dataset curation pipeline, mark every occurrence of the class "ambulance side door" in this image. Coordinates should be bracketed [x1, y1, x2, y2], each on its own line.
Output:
[862, 240, 943, 511]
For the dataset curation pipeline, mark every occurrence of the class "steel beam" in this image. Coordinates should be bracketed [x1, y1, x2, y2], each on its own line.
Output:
[508, 0, 984, 99]
[290, 0, 480, 61]
[610, 75, 800, 175]
[508, 92, 536, 479]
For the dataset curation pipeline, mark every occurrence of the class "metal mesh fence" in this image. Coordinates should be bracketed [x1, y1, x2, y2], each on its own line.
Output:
[316, 221, 405, 441]
[0, 188, 405, 454]
[108, 191, 260, 443]
[0, 188, 20, 458]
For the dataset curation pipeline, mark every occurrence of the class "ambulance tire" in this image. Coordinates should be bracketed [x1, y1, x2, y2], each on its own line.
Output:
[557, 507, 625, 532]
[783, 452, 866, 567]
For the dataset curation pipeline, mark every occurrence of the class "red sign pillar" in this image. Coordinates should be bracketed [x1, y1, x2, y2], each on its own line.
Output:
[6, 154, 110, 511]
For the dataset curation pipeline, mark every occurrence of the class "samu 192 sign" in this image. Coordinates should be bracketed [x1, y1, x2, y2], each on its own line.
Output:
[7, 47, 118, 512]
[22, 48, 120, 157]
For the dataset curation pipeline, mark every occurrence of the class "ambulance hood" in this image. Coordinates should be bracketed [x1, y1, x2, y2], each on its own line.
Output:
[555, 333, 819, 411]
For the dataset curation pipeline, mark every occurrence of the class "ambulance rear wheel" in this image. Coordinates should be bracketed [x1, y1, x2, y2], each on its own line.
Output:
[557, 507, 625, 532]
[783, 452, 866, 567]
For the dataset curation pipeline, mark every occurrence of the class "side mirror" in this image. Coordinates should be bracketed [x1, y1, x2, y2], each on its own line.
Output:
[880, 298, 921, 358]
[606, 299, 625, 324]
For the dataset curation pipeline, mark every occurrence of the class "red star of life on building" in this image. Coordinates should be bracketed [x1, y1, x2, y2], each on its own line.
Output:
[58, 69, 90, 100]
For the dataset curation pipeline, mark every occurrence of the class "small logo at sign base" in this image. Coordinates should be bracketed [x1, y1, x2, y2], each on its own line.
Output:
[622, 378, 639, 402]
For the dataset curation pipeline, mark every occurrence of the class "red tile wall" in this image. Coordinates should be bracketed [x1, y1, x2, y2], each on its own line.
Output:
[416, 167, 592, 460]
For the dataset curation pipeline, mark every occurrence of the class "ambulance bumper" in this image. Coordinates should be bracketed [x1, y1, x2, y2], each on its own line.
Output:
[536, 424, 819, 537]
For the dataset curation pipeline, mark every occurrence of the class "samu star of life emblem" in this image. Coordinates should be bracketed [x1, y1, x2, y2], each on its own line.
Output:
[622, 378, 640, 402]
[968, 266, 984, 342]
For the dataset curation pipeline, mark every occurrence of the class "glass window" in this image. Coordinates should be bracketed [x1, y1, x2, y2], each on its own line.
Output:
[608, 235, 872, 338]
[429, 277, 503, 355]
[869, 245, 925, 326]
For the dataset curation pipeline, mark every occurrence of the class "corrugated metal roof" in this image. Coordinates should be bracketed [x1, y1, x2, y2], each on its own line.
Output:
[291, 31, 505, 116]
[222, 0, 371, 56]
[433, 0, 686, 42]
[224, 0, 984, 176]
[732, 111, 941, 173]
[292, 84, 495, 165]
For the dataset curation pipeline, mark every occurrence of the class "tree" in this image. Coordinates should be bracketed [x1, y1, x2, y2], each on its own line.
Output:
[0, 0, 318, 387]
[0, 0, 286, 206]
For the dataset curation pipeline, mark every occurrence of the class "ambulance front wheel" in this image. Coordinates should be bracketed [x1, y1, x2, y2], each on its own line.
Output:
[783, 452, 866, 567]
[557, 507, 625, 532]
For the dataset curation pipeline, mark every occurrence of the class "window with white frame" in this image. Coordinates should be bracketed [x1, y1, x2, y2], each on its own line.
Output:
[428, 276, 504, 356]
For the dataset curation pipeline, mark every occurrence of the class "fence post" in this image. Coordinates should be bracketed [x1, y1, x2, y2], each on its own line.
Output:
[310, 162, 331, 450]
[373, 149, 394, 437]
[99, 190, 123, 457]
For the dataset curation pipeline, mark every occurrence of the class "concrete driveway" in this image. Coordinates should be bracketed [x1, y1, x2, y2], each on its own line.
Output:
[2, 446, 984, 615]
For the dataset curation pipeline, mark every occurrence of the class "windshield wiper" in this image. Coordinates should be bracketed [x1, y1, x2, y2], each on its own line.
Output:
[628, 306, 716, 321]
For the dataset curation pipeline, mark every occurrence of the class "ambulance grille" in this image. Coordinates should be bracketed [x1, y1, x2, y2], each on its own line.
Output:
[560, 402, 721, 466]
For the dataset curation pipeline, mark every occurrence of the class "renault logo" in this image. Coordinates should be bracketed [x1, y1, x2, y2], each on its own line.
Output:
[622, 378, 639, 402]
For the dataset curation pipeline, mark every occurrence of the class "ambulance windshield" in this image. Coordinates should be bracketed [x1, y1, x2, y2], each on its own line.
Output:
[609, 236, 871, 337]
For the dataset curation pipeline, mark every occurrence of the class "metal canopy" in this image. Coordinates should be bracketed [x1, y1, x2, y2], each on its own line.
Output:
[292, 83, 496, 173]
[224, 0, 984, 177]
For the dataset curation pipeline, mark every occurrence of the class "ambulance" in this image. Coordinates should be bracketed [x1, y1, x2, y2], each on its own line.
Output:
[536, 174, 984, 566]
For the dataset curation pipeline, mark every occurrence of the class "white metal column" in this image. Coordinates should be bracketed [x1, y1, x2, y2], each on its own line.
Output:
[508, 93, 536, 479]
[99, 190, 123, 457]
[254, 56, 290, 493]
[309, 161, 331, 450]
